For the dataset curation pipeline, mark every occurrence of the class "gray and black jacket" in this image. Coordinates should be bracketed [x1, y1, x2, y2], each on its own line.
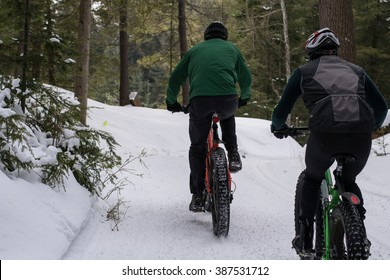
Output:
[272, 55, 388, 133]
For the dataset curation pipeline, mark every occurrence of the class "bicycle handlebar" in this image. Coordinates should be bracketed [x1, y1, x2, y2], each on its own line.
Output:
[169, 104, 189, 114]
[274, 127, 309, 138]
[287, 127, 309, 136]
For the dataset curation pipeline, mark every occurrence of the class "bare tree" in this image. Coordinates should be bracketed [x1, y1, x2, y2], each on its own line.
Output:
[169, 0, 175, 75]
[280, 0, 291, 124]
[319, 0, 356, 62]
[280, 0, 291, 79]
[74, 0, 91, 125]
[178, 0, 189, 105]
[45, 0, 56, 85]
[119, 0, 130, 106]
[20, 0, 31, 113]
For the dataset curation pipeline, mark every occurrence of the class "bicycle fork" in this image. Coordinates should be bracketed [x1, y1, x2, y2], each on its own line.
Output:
[205, 114, 232, 195]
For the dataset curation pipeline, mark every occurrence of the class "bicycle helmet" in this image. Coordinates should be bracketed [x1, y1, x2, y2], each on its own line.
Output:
[305, 27, 340, 57]
[204, 21, 228, 41]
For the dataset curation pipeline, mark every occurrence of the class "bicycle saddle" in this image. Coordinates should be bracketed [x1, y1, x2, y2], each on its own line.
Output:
[330, 154, 356, 164]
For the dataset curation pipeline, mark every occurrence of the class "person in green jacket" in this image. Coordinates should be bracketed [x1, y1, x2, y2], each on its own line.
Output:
[271, 27, 388, 259]
[166, 21, 252, 212]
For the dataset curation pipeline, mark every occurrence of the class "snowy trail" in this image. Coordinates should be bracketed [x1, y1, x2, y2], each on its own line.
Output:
[62, 102, 390, 260]
[63, 103, 303, 260]
[358, 156, 390, 258]
[63, 154, 301, 260]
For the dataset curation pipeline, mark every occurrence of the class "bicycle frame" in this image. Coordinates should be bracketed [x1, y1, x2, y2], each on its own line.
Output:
[288, 127, 367, 259]
[180, 108, 233, 235]
[205, 113, 231, 194]
[321, 169, 336, 260]
[320, 159, 361, 260]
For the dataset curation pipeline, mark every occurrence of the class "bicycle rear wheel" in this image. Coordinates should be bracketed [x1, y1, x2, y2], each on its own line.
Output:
[330, 202, 369, 259]
[314, 205, 325, 259]
[293, 171, 305, 236]
[210, 147, 230, 237]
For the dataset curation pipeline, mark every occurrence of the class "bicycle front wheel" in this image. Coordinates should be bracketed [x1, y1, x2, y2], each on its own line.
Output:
[210, 147, 230, 237]
[330, 202, 369, 259]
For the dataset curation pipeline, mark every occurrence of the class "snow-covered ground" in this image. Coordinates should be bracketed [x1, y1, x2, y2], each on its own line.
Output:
[1, 100, 390, 278]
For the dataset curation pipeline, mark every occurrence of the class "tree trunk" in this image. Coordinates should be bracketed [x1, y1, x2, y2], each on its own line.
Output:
[280, 0, 291, 125]
[178, 0, 189, 105]
[19, 0, 31, 113]
[46, 2, 56, 85]
[119, 0, 130, 106]
[280, 0, 291, 79]
[169, 0, 175, 75]
[318, 0, 356, 62]
[74, 0, 91, 125]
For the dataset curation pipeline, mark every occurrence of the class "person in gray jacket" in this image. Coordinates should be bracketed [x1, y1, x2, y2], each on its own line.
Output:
[271, 27, 388, 259]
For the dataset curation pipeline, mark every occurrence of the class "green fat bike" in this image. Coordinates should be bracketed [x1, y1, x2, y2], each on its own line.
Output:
[290, 128, 371, 260]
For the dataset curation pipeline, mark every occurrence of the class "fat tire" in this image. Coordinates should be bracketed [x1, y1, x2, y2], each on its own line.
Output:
[294, 171, 305, 236]
[210, 147, 230, 237]
[314, 204, 325, 259]
[330, 202, 369, 260]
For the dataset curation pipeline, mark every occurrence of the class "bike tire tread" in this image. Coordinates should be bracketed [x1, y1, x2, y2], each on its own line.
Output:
[211, 147, 230, 237]
[331, 202, 369, 260]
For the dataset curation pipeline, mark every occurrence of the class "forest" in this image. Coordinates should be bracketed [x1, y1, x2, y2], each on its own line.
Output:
[0, 0, 389, 125]
[1, 1, 390, 266]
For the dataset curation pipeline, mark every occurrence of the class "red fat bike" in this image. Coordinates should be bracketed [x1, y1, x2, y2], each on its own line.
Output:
[203, 113, 233, 237]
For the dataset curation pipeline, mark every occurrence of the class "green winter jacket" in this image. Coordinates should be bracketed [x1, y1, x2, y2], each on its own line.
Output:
[166, 38, 252, 104]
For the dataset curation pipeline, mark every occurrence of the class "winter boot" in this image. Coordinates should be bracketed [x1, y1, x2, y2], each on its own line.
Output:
[189, 193, 204, 212]
[228, 148, 242, 173]
[292, 218, 315, 260]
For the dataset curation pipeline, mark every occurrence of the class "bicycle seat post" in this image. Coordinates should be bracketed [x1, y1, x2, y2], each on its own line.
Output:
[335, 161, 343, 177]
[333, 155, 355, 193]
[212, 113, 220, 143]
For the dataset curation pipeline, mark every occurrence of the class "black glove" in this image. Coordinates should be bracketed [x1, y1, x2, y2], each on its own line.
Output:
[270, 123, 289, 139]
[238, 98, 249, 108]
[166, 101, 182, 113]
[182, 104, 189, 114]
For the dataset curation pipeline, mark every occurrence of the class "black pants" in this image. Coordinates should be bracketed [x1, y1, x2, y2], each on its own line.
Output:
[188, 95, 238, 194]
[300, 132, 372, 222]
